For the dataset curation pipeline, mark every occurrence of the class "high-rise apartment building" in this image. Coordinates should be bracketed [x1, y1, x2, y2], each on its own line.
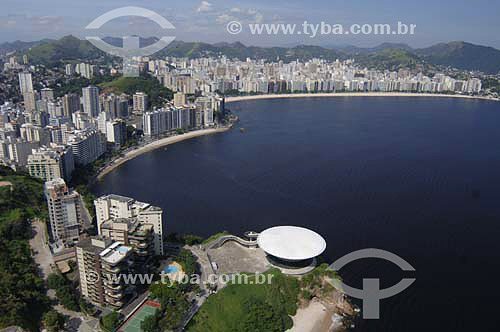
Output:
[28, 146, 75, 182]
[100, 217, 154, 264]
[65, 64, 75, 76]
[76, 237, 134, 309]
[62, 93, 80, 118]
[82, 86, 100, 117]
[133, 92, 148, 112]
[76, 63, 94, 79]
[105, 120, 127, 145]
[67, 129, 105, 166]
[40, 88, 54, 101]
[23, 92, 37, 111]
[94, 194, 165, 255]
[18, 72, 33, 94]
[44, 178, 83, 246]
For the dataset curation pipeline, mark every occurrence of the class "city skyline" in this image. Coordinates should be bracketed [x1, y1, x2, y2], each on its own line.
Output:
[0, 0, 500, 49]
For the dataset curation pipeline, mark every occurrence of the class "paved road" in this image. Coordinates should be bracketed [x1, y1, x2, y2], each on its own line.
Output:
[79, 196, 93, 230]
[30, 220, 91, 330]
[30, 220, 54, 280]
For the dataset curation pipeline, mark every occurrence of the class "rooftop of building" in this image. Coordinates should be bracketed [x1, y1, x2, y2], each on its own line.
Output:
[100, 194, 135, 204]
[142, 205, 162, 213]
[257, 226, 326, 261]
[101, 217, 153, 235]
[44, 177, 67, 188]
[76, 236, 112, 255]
[100, 242, 133, 264]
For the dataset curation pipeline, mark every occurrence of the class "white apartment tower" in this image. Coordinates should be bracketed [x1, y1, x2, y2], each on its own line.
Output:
[18, 72, 33, 94]
[133, 92, 148, 112]
[94, 194, 165, 255]
[67, 129, 105, 166]
[44, 178, 83, 246]
[28, 146, 75, 182]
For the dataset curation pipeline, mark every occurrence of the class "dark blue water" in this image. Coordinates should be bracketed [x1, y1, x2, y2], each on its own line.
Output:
[93, 97, 500, 331]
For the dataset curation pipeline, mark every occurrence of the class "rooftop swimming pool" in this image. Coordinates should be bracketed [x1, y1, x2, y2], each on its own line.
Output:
[164, 265, 179, 274]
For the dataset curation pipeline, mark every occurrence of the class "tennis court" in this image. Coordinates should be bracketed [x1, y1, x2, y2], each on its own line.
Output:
[119, 301, 161, 332]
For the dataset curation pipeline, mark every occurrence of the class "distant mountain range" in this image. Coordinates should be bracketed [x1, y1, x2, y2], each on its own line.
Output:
[3, 35, 500, 74]
[0, 39, 51, 56]
[415, 41, 500, 74]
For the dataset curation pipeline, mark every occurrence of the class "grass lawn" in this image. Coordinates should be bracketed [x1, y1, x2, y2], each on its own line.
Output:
[187, 269, 300, 332]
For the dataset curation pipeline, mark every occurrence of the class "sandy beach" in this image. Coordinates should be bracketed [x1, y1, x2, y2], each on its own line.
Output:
[288, 300, 334, 332]
[225, 92, 498, 103]
[96, 127, 230, 180]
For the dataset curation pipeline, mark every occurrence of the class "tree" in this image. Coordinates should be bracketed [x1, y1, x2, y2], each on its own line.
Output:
[47, 273, 67, 290]
[43, 310, 65, 332]
[182, 234, 203, 245]
[140, 311, 159, 332]
[55, 285, 80, 311]
[239, 298, 283, 332]
[101, 311, 121, 332]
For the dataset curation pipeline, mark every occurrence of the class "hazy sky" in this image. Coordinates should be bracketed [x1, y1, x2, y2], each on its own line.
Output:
[1, 0, 499, 48]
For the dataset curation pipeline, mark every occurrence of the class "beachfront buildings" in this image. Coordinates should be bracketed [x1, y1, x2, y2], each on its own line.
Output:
[94, 194, 165, 256]
[44, 178, 84, 246]
[151, 57, 483, 96]
[76, 237, 134, 309]
[67, 129, 106, 166]
[28, 146, 75, 182]
[105, 120, 127, 145]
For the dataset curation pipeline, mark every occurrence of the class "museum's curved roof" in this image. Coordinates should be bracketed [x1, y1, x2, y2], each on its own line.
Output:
[257, 226, 326, 261]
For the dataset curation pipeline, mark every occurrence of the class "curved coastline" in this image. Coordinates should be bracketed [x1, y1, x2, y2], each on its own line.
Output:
[96, 93, 496, 181]
[225, 92, 499, 103]
[96, 127, 231, 180]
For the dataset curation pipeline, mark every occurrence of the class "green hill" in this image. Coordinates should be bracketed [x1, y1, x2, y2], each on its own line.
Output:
[23, 35, 104, 65]
[355, 48, 423, 70]
[100, 75, 173, 108]
[18, 35, 500, 73]
[415, 41, 500, 73]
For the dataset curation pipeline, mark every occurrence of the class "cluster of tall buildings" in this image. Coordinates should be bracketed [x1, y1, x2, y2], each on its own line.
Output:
[0, 72, 131, 173]
[142, 93, 221, 136]
[43, 179, 165, 309]
[76, 194, 165, 308]
[145, 56, 482, 95]
[65, 62, 95, 79]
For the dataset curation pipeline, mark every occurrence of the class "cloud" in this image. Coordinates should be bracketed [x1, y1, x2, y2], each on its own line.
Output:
[216, 14, 237, 24]
[213, 7, 265, 25]
[0, 15, 65, 29]
[196, 1, 213, 13]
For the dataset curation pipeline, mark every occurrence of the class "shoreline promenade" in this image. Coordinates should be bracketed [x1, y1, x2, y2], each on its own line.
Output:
[225, 92, 498, 103]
